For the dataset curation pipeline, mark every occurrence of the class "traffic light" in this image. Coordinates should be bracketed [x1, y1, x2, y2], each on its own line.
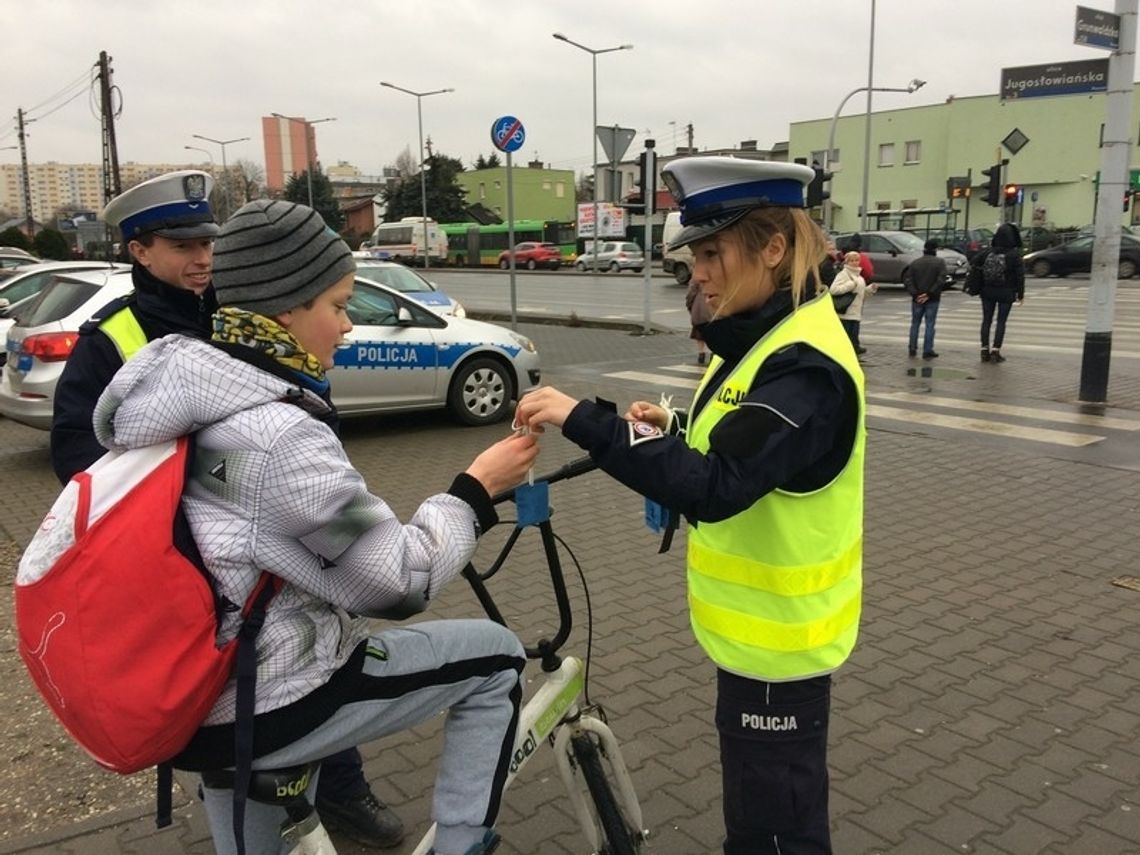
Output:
[807, 165, 832, 208]
[1126, 191, 1133, 213]
[638, 142, 657, 216]
[981, 164, 1002, 206]
[1003, 183, 1019, 207]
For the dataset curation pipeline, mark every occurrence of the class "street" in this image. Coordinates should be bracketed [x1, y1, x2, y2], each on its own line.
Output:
[0, 296, 1138, 854]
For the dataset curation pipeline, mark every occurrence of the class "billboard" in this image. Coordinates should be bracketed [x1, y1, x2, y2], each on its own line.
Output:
[1000, 59, 1109, 100]
[577, 202, 626, 238]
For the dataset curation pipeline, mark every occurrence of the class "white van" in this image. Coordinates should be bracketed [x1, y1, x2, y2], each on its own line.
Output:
[661, 211, 693, 284]
[368, 217, 448, 267]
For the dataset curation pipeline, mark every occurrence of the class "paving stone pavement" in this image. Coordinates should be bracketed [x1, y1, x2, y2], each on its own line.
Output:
[0, 319, 1137, 855]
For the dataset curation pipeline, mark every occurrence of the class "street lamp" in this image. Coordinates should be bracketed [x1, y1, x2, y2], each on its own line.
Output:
[823, 77, 925, 231]
[379, 82, 453, 271]
[183, 145, 215, 173]
[191, 133, 250, 219]
[552, 32, 633, 273]
[270, 114, 336, 210]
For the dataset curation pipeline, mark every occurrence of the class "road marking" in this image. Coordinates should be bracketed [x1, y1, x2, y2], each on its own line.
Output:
[605, 370, 699, 389]
[662, 364, 709, 375]
[869, 391, 1140, 431]
[866, 404, 1104, 446]
[859, 334, 1140, 359]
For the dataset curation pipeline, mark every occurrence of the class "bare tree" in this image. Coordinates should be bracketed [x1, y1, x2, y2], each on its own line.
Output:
[393, 146, 416, 179]
[231, 159, 265, 204]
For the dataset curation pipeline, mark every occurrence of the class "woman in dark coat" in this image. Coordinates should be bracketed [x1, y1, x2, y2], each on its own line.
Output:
[978, 223, 1025, 363]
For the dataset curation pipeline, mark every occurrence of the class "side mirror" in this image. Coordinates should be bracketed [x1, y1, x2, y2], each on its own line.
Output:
[397, 306, 414, 325]
[0, 298, 9, 311]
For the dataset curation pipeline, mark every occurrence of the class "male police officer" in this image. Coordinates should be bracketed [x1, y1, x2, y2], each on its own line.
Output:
[49, 171, 406, 849]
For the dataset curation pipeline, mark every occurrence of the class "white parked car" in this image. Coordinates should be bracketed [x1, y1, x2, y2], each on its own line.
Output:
[0, 261, 130, 353]
[352, 257, 465, 317]
[1, 268, 539, 430]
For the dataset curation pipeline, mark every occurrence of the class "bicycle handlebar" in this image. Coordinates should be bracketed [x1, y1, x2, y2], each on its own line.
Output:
[489, 455, 598, 506]
[464, 454, 599, 668]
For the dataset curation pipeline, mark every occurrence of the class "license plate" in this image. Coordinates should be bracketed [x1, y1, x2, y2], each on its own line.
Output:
[16, 353, 32, 373]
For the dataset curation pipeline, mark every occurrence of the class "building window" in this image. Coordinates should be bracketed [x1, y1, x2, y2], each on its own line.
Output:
[811, 148, 839, 166]
[479, 182, 486, 200]
[878, 143, 895, 167]
[555, 182, 565, 198]
[901, 199, 918, 228]
[494, 180, 502, 190]
[542, 180, 551, 190]
[904, 141, 921, 164]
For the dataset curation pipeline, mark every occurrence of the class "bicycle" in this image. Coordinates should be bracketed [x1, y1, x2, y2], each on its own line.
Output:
[240, 455, 649, 855]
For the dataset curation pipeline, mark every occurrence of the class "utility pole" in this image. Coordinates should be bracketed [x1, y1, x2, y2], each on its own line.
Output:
[97, 51, 122, 205]
[16, 108, 34, 237]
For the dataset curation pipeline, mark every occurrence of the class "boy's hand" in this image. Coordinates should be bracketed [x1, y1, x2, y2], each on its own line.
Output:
[465, 431, 539, 496]
[625, 401, 669, 430]
[515, 387, 578, 433]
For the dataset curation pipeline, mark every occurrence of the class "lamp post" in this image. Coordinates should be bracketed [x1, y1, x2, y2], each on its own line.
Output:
[379, 83, 453, 271]
[552, 32, 633, 273]
[823, 77, 925, 231]
[183, 145, 215, 173]
[191, 134, 249, 219]
[270, 114, 336, 210]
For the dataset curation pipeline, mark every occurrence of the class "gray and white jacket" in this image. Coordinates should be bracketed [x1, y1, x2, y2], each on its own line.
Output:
[94, 335, 487, 724]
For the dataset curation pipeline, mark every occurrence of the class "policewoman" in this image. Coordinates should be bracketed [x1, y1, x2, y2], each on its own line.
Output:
[515, 157, 866, 854]
[49, 173, 406, 848]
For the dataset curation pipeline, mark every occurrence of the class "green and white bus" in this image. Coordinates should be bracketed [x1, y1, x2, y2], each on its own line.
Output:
[439, 220, 577, 267]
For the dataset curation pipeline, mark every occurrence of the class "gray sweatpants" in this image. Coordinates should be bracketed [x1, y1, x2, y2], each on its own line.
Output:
[201, 618, 525, 855]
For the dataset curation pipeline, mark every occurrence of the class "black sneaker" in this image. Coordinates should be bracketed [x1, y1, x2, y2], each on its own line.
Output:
[908, 349, 917, 358]
[990, 350, 1006, 363]
[316, 789, 405, 848]
[855, 346, 867, 355]
[697, 351, 706, 365]
[922, 351, 939, 360]
[429, 829, 502, 854]
[980, 349, 991, 362]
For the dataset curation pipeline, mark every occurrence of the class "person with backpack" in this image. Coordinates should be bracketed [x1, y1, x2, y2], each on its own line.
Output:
[974, 223, 1025, 363]
[49, 174, 409, 850]
[903, 239, 948, 359]
[89, 199, 537, 855]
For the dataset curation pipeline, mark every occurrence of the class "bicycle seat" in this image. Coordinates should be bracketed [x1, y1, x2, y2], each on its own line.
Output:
[200, 762, 319, 807]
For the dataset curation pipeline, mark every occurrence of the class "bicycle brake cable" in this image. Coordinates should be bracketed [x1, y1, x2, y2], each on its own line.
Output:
[553, 531, 596, 711]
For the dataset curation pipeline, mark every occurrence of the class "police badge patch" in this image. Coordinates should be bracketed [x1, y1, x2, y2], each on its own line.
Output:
[183, 173, 207, 202]
[627, 420, 665, 447]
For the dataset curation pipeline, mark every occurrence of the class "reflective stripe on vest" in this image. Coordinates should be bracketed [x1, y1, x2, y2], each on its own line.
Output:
[99, 307, 148, 363]
[685, 291, 866, 680]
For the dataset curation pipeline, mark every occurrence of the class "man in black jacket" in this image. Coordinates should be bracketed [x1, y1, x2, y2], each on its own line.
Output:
[49, 170, 406, 850]
[903, 239, 947, 359]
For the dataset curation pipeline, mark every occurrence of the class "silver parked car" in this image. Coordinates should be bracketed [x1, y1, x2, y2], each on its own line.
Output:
[575, 241, 645, 273]
[0, 267, 540, 430]
[836, 231, 969, 285]
[0, 261, 130, 350]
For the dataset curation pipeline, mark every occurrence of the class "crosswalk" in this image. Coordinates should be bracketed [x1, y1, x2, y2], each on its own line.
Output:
[596, 285, 1140, 450]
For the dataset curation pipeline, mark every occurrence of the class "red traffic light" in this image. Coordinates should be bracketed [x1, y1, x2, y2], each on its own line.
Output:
[1003, 183, 1018, 198]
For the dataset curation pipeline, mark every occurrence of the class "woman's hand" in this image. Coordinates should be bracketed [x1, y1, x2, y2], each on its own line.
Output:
[465, 431, 540, 496]
[514, 387, 579, 433]
[625, 400, 669, 430]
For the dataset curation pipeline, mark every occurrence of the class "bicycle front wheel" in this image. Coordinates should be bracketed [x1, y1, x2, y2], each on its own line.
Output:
[570, 732, 645, 855]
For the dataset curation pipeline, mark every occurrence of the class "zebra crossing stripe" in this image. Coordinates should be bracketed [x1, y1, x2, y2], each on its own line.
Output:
[604, 370, 700, 389]
[868, 391, 1140, 431]
[866, 404, 1104, 447]
[858, 334, 1140, 359]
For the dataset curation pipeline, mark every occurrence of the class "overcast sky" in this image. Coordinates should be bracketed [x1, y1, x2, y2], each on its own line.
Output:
[1, 0, 1120, 179]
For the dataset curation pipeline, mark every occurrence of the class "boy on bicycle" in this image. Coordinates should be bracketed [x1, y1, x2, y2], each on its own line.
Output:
[93, 199, 536, 855]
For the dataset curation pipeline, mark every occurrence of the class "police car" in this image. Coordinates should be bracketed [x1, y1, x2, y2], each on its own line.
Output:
[352, 257, 466, 317]
[0, 268, 539, 430]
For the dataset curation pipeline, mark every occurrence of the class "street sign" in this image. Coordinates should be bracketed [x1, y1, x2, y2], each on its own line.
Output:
[491, 116, 525, 153]
[1000, 59, 1108, 100]
[1003, 127, 1030, 155]
[577, 202, 626, 238]
[1075, 5, 1121, 50]
[596, 126, 636, 164]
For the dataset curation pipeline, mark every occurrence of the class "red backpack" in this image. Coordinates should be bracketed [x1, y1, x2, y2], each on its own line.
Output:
[15, 435, 275, 839]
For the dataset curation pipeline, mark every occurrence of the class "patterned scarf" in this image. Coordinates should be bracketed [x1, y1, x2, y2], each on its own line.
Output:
[211, 306, 327, 384]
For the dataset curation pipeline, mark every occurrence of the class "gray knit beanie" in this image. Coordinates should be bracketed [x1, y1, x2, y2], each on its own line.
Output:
[211, 199, 355, 316]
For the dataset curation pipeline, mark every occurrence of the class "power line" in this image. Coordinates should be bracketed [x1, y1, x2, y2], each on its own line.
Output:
[27, 85, 89, 124]
[24, 66, 95, 116]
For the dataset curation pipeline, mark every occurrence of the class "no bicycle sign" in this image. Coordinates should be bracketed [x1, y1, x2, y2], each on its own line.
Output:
[491, 116, 525, 154]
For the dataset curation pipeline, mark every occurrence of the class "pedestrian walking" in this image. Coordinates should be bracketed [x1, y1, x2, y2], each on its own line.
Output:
[903, 239, 948, 359]
[50, 174, 407, 849]
[829, 250, 875, 354]
[515, 156, 865, 855]
[972, 223, 1025, 362]
[687, 276, 712, 364]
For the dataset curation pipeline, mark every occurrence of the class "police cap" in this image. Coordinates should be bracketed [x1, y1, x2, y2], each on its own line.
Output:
[101, 170, 220, 241]
[661, 157, 814, 250]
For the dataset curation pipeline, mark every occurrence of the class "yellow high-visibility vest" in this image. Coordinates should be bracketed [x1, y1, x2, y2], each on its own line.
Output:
[99, 305, 148, 363]
[685, 291, 866, 680]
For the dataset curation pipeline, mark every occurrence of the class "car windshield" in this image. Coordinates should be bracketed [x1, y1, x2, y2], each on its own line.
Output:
[890, 233, 926, 252]
[355, 264, 433, 294]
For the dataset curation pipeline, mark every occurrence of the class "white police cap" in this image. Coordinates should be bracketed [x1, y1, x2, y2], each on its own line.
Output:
[101, 170, 219, 240]
[661, 157, 814, 250]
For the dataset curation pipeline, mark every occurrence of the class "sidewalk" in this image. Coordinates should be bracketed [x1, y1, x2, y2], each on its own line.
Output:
[1, 320, 1138, 854]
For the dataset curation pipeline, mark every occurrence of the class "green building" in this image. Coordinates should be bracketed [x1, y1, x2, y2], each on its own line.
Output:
[454, 165, 577, 224]
[790, 86, 1140, 235]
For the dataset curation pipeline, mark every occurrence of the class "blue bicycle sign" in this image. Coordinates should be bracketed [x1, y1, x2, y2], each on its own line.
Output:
[491, 116, 525, 154]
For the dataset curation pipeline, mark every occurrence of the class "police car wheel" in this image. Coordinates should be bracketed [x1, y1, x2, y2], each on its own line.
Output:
[448, 357, 514, 426]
